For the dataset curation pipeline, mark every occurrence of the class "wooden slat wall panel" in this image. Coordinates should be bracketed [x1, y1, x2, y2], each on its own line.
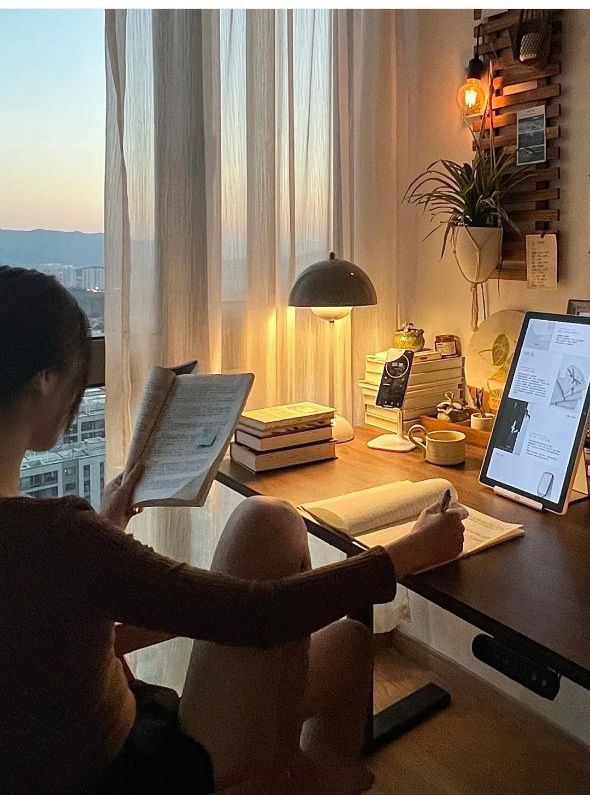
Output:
[474, 10, 562, 280]
[474, 125, 559, 150]
[473, 103, 560, 131]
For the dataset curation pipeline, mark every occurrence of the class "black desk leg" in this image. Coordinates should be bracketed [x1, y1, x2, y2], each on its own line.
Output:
[367, 682, 450, 754]
[352, 605, 451, 754]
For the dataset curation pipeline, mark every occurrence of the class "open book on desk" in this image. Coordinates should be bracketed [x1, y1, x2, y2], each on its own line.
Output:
[126, 363, 254, 507]
[300, 479, 524, 566]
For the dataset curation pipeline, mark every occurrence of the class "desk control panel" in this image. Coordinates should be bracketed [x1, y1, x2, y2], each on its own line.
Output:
[472, 635, 561, 700]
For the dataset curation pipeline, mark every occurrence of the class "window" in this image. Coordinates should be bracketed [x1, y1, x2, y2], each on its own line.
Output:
[4, 11, 107, 510]
[33, 487, 59, 499]
[0, 10, 105, 334]
[20, 387, 105, 510]
[83, 464, 92, 501]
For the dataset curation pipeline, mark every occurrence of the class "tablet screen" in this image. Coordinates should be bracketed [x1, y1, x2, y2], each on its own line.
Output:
[480, 313, 590, 512]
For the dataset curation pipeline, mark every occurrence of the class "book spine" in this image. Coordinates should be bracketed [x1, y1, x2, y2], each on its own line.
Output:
[361, 383, 463, 408]
[361, 368, 464, 388]
[364, 413, 417, 433]
[365, 404, 438, 423]
[231, 441, 336, 472]
[365, 356, 464, 375]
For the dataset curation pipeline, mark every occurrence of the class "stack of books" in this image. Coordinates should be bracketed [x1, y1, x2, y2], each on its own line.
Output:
[359, 349, 465, 434]
[230, 402, 337, 473]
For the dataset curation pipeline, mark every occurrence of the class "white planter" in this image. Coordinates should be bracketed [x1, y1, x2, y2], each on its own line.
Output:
[453, 226, 503, 284]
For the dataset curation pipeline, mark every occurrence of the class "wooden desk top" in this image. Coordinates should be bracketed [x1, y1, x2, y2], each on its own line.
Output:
[217, 426, 590, 689]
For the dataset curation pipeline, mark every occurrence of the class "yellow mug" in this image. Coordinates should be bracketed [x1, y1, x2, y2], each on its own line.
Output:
[408, 425, 466, 466]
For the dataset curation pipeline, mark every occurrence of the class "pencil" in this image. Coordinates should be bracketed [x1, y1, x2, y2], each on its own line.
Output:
[440, 488, 452, 514]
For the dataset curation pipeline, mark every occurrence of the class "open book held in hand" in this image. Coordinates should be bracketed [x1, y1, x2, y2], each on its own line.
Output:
[126, 361, 254, 507]
[301, 479, 523, 569]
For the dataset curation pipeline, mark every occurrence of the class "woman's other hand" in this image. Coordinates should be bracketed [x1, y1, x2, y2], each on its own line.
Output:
[100, 464, 144, 529]
[385, 501, 468, 580]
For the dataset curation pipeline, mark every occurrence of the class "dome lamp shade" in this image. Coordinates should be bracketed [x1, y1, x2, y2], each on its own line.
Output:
[288, 252, 377, 320]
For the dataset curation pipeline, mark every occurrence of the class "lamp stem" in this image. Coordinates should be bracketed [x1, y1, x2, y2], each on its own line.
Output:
[328, 319, 335, 410]
[327, 318, 354, 443]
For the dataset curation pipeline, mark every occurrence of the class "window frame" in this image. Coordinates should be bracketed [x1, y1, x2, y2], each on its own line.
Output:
[89, 336, 105, 388]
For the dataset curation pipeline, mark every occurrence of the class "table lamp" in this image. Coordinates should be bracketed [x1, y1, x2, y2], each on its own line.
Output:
[288, 251, 377, 443]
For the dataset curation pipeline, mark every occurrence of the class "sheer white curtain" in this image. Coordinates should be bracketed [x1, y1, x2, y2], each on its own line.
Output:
[105, 9, 405, 689]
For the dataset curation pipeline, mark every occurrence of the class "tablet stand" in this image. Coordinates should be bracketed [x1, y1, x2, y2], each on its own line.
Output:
[493, 436, 589, 512]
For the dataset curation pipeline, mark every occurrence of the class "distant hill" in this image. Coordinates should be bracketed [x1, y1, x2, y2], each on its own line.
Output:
[0, 229, 104, 267]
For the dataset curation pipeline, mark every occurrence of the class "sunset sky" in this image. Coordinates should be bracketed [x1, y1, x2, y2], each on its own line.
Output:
[0, 10, 105, 233]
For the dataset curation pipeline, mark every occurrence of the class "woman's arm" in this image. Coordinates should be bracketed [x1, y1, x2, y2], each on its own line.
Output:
[58, 502, 397, 649]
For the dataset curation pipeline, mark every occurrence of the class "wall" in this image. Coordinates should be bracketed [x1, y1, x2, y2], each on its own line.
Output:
[399, 9, 590, 346]
[397, 9, 590, 745]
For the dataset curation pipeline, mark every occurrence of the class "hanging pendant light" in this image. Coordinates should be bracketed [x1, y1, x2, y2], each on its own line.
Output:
[457, 26, 487, 119]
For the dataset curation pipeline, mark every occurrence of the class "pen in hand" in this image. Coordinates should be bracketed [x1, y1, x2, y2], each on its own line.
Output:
[440, 488, 452, 514]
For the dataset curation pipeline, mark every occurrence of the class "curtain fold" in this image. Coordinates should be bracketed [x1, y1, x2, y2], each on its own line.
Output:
[105, 8, 405, 689]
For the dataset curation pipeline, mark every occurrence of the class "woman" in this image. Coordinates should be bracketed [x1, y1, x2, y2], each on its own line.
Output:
[0, 267, 466, 795]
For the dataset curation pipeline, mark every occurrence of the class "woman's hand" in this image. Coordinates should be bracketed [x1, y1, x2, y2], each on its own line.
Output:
[101, 464, 144, 529]
[385, 501, 468, 580]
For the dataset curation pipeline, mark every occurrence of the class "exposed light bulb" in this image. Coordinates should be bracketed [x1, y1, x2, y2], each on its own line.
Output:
[457, 54, 487, 119]
[457, 77, 487, 117]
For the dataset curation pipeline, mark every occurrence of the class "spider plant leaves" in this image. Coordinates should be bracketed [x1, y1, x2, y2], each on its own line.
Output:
[404, 138, 535, 258]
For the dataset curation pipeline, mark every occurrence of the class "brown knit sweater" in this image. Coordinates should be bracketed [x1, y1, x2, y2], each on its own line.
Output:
[0, 496, 397, 793]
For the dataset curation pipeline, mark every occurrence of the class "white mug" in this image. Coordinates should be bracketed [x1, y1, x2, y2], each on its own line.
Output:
[408, 425, 466, 466]
[471, 412, 494, 432]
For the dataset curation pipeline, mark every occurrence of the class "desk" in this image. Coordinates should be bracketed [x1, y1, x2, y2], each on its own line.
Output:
[217, 425, 590, 743]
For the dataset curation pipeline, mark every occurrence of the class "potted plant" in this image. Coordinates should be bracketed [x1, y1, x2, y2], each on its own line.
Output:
[404, 118, 532, 328]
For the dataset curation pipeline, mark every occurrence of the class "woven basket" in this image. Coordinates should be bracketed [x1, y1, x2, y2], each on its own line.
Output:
[510, 10, 553, 70]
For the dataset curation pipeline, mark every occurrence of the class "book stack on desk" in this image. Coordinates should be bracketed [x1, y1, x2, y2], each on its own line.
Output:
[359, 349, 465, 433]
[230, 402, 337, 473]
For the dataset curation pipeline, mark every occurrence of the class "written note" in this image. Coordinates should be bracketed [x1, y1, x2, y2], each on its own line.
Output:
[527, 234, 558, 289]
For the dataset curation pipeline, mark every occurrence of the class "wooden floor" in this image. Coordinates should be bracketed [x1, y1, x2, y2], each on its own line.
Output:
[367, 634, 590, 795]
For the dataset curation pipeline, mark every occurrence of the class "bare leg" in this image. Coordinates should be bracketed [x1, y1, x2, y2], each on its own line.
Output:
[180, 496, 374, 795]
[179, 497, 311, 791]
[302, 619, 373, 770]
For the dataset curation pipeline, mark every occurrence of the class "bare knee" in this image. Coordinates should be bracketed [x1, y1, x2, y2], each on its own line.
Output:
[331, 619, 373, 657]
[213, 496, 310, 577]
[240, 495, 302, 527]
[315, 619, 373, 683]
[229, 496, 306, 543]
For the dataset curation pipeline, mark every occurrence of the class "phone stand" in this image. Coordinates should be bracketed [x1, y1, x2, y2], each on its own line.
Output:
[367, 409, 416, 452]
[368, 433, 416, 452]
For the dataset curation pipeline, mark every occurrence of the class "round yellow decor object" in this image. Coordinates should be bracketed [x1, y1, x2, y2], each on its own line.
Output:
[465, 310, 525, 414]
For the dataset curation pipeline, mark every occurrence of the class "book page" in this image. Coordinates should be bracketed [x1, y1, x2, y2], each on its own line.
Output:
[300, 478, 458, 536]
[133, 372, 254, 507]
[359, 507, 523, 565]
[125, 366, 176, 474]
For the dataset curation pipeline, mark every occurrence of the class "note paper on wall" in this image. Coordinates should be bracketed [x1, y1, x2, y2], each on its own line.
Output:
[526, 234, 558, 290]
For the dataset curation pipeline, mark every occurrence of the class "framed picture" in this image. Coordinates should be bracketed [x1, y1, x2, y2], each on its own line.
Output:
[517, 105, 546, 166]
[567, 299, 590, 318]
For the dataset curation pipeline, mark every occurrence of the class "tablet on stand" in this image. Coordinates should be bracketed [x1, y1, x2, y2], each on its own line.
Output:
[480, 312, 590, 514]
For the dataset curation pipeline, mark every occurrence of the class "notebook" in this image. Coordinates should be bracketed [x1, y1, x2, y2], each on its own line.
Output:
[300, 479, 523, 565]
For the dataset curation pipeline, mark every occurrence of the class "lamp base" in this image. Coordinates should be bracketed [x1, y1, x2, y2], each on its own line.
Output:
[331, 415, 354, 444]
[367, 433, 416, 452]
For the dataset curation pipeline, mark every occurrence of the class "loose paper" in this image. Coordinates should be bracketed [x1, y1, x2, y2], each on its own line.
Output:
[517, 105, 546, 165]
[526, 234, 558, 289]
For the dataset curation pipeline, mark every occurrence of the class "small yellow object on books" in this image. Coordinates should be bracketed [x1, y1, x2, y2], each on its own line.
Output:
[300, 479, 523, 567]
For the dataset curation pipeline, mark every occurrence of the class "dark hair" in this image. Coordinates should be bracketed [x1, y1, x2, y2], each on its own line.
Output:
[0, 267, 91, 420]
